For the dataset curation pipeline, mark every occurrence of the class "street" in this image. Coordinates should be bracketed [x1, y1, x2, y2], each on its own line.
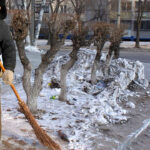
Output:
[120, 51, 150, 63]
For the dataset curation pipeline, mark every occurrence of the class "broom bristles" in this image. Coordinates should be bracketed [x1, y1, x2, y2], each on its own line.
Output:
[0, 62, 61, 149]
[19, 101, 62, 150]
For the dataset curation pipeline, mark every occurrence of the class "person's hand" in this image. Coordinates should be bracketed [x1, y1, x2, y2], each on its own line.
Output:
[2, 70, 14, 84]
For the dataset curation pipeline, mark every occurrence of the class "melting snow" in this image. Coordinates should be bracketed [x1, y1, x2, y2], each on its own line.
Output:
[1, 48, 149, 149]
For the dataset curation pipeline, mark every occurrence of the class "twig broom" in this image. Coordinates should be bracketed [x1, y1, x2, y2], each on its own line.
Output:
[0, 61, 61, 150]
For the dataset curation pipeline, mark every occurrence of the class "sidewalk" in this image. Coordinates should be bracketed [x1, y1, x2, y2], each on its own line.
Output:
[37, 40, 150, 52]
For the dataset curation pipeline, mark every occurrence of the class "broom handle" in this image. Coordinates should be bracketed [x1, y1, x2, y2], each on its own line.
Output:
[0, 79, 1, 140]
[0, 61, 62, 150]
[0, 61, 22, 104]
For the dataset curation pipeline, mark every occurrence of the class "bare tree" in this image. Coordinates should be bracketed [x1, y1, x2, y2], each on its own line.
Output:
[104, 25, 124, 76]
[91, 22, 110, 84]
[135, 0, 147, 48]
[12, 0, 71, 113]
[59, 0, 90, 101]
[87, 0, 110, 22]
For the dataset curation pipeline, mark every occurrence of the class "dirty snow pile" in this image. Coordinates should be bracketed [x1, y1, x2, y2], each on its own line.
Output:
[35, 48, 148, 149]
[1, 48, 148, 149]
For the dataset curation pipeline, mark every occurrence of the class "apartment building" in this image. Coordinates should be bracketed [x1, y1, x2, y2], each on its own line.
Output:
[110, 0, 150, 40]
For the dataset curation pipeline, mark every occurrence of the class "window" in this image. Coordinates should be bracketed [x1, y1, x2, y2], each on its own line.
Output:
[121, 2, 131, 11]
[60, 5, 67, 13]
[134, 21, 150, 30]
[135, 1, 150, 12]
[44, 5, 49, 13]
[111, 0, 118, 11]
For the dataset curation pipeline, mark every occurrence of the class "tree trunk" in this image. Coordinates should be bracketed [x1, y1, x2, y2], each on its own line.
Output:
[31, 47, 58, 112]
[113, 42, 120, 59]
[30, 0, 35, 46]
[135, 0, 142, 48]
[26, 94, 37, 114]
[104, 46, 113, 76]
[59, 48, 78, 101]
[16, 40, 34, 111]
[25, 2, 31, 46]
[135, 19, 141, 48]
[17, 39, 58, 113]
[35, 0, 47, 45]
[135, 0, 147, 48]
[91, 59, 99, 84]
[91, 43, 104, 84]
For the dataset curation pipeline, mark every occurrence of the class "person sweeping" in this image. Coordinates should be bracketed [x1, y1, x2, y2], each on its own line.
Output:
[0, 0, 16, 143]
[0, 1, 61, 149]
[0, 0, 16, 84]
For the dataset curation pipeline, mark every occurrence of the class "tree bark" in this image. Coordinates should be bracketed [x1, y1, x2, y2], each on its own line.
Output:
[47, 33, 50, 45]
[32, 47, 58, 100]
[59, 48, 78, 101]
[16, 40, 34, 112]
[91, 53, 101, 84]
[104, 45, 114, 76]
[135, 0, 142, 48]
[17, 39, 58, 113]
[30, 0, 35, 46]
[135, 0, 147, 48]
[35, 0, 47, 44]
[91, 42, 104, 84]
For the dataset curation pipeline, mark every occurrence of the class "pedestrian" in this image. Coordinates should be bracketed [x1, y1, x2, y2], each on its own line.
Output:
[0, 0, 16, 84]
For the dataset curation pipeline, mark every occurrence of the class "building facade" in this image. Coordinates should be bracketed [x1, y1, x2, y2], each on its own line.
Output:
[25, 0, 150, 40]
[110, 0, 150, 40]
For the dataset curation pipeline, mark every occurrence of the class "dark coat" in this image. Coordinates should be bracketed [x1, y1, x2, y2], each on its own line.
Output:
[0, 0, 7, 20]
[0, 20, 16, 72]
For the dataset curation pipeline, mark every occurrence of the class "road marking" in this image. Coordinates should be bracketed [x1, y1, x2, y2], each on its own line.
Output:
[117, 119, 150, 150]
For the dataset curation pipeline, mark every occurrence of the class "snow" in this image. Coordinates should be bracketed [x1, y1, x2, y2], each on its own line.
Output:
[64, 40, 73, 46]
[36, 39, 48, 46]
[126, 102, 136, 109]
[0, 48, 149, 149]
[25, 45, 40, 53]
[25, 45, 45, 54]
